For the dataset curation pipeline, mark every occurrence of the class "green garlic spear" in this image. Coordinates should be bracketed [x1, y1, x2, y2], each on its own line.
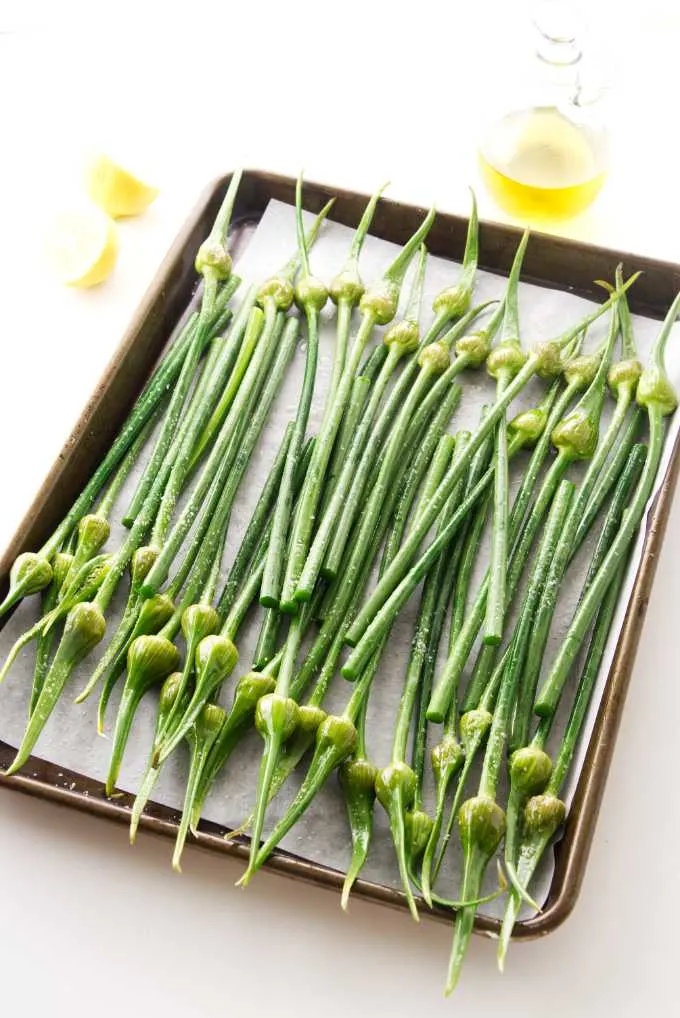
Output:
[421, 234, 540, 688]
[120, 170, 244, 528]
[509, 395, 657, 888]
[76, 304, 260, 707]
[277, 183, 388, 609]
[415, 423, 495, 904]
[237, 381, 464, 889]
[166, 447, 328, 838]
[319, 373, 372, 521]
[535, 290, 679, 718]
[321, 315, 386, 510]
[484, 228, 530, 644]
[337, 342, 577, 696]
[510, 276, 643, 752]
[473, 478, 580, 918]
[419, 385, 565, 902]
[502, 441, 647, 917]
[342, 277, 639, 671]
[0, 196, 239, 708]
[157, 299, 265, 498]
[188, 201, 333, 474]
[0, 554, 54, 621]
[104, 633, 181, 795]
[417, 390, 560, 891]
[455, 346, 594, 716]
[247, 439, 317, 672]
[315, 190, 480, 585]
[149, 319, 301, 770]
[143, 313, 284, 604]
[318, 245, 431, 579]
[117, 314, 298, 800]
[5, 549, 71, 706]
[415, 435, 475, 903]
[62, 415, 156, 597]
[261, 173, 328, 608]
[124, 280, 248, 527]
[4, 602, 107, 775]
[82, 296, 293, 715]
[241, 695, 364, 887]
[444, 479, 576, 995]
[461, 316, 620, 750]
[321, 299, 495, 586]
[284, 372, 462, 705]
[338, 700, 377, 911]
[373, 434, 458, 920]
[431, 188, 479, 320]
[252, 436, 320, 670]
[331, 433, 453, 921]
[295, 197, 478, 604]
[230, 367, 461, 852]
[572, 265, 644, 540]
[129, 671, 186, 844]
[426, 334, 611, 724]
[171, 703, 226, 871]
[315, 302, 495, 657]
[218, 423, 296, 620]
[139, 202, 333, 602]
[272, 386, 463, 820]
[79, 308, 265, 718]
[239, 209, 439, 881]
[241, 655, 384, 886]
[95, 589, 176, 734]
[179, 290, 263, 476]
[509, 299, 640, 753]
[138, 303, 264, 597]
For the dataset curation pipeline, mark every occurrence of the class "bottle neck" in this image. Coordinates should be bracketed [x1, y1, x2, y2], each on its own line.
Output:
[532, 0, 584, 102]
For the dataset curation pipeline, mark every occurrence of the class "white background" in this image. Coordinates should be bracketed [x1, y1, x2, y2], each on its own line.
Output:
[1, 3, 679, 1015]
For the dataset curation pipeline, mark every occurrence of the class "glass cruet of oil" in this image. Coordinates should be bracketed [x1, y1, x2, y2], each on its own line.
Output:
[477, 0, 609, 222]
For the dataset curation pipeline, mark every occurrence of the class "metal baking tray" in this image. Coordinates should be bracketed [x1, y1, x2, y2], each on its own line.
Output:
[1, 170, 679, 940]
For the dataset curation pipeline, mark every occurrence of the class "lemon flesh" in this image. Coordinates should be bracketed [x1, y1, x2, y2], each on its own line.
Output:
[45, 206, 119, 288]
[86, 153, 159, 218]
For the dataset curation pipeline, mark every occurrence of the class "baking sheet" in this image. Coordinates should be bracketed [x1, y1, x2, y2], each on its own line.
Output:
[1, 199, 678, 921]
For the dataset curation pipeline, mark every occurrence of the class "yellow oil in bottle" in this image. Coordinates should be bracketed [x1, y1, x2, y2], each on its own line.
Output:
[478, 106, 607, 221]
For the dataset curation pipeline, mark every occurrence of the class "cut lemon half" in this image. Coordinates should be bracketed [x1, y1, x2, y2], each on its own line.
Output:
[85, 153, 159, 218]
[45, 205, 119, 288]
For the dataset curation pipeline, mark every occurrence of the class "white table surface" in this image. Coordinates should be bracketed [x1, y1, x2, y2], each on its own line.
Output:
[1, 6, 679, 1015]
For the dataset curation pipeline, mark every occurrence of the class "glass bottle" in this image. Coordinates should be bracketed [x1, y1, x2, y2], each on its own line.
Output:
[477, 0, 609, 222]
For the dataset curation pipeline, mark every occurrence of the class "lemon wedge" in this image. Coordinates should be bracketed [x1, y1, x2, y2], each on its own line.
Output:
[45, 205, 119, 287]
[85, 153, 159, 218]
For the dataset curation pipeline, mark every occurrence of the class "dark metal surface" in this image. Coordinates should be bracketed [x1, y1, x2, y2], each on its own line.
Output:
[1, 169, 678, 939]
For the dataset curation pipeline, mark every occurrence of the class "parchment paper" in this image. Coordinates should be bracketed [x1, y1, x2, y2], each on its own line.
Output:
[1, 200, 678, 921]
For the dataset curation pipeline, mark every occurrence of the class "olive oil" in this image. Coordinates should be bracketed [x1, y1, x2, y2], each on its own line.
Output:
[479, 106, 606, 221]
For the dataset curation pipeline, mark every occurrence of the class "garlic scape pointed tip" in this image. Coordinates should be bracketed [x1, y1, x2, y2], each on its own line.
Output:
[171, 704, 224, 874]
[376, 763, 419, 921]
